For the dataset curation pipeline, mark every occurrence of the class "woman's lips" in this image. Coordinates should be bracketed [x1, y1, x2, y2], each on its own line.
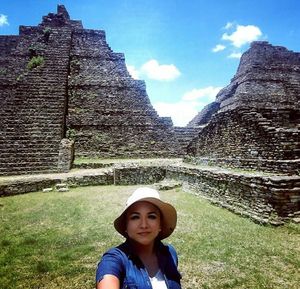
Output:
[138, 232, 151, 236]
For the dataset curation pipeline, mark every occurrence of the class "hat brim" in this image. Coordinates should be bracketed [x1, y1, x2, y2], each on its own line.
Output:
[114, 197, 177, 240]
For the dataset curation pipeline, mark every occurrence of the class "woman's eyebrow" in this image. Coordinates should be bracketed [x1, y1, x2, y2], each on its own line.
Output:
[148, 211, 159, 215]
[129, 211, 158, 215]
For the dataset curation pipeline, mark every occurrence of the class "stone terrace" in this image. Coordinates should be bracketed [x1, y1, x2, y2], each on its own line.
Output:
[0, 159, 299, 225]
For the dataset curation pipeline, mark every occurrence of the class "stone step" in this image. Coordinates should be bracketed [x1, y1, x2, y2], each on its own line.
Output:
[1, 109, 64, 114]
[0, 153, 58, 159]
[0, 167, 58, 175]
[0, 140, 60, 145]
[0, 161, 58, 167]
[0, 144, 60, 150]
[0, 164, 58, 171]
[0, 158, 58, 164]
[0, 159, 58, 166]
[0, 148, 60, 154]
[0, 130, 62, 136]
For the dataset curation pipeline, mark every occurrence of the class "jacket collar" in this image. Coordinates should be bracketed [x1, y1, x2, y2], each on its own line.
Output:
[118, 239, 169, 271]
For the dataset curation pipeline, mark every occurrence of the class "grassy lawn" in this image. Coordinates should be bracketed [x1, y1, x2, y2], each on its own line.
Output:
[0, 185, 299, 289]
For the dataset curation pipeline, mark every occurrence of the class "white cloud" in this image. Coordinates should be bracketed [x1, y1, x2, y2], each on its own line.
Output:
[222, 24, 262, 47]
[228, 52, 242, 59]
[224, 22, 234, 30]
[153, 101, 199, 127]
[154, 85, 223, 126]
[126, 64, 139, 79]
[141, 59, 181, 81]
[182, 86, 222, 101]
[0, 14, 9, 26]
[126, 59, 181, 82]
[212, 44, 226, 52]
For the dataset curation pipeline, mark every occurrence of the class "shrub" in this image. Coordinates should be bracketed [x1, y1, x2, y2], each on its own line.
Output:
[66, 128, 77, 139]
[27, 56, 44, 70]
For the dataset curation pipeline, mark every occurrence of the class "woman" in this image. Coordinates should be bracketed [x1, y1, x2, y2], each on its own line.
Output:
[96, 187, 182, 289]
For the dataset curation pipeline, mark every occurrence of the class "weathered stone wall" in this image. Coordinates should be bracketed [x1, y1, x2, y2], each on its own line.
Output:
[187, 108, 300, 174]
[166, 165, 300, 224]
[188, 42, 300, 175]
[114, 166, 166, 185]
[1, 161, 299, 224]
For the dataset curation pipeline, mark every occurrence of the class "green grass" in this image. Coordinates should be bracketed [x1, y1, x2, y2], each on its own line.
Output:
[0, 186, 299, 289]
[73, 156, 181, 165]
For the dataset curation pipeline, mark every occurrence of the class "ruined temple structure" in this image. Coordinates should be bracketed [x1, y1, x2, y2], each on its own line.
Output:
[187, 41, 300, 175]
[0, 5, 197, 175]
[0, 5, 299, 224]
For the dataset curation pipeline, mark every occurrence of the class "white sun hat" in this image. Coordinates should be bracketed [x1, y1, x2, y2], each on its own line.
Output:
[114, 187, 177, 240]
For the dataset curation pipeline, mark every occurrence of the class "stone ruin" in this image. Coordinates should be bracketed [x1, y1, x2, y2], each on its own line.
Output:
[0, 5, 197, 176]
[0, 6, 299, 224]
[187, 41, 300, 175]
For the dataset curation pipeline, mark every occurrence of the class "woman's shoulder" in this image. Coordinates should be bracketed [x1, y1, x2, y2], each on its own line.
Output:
[102, 242, 129, 260]
[96, 244, 128, 284]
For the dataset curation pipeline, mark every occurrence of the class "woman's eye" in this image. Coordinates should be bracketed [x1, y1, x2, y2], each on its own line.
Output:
[148, 214, 158, 219]
[130, 215, 139, 220]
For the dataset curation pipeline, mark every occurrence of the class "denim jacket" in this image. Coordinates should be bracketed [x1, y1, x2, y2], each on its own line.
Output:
[96, 240, 182, 289]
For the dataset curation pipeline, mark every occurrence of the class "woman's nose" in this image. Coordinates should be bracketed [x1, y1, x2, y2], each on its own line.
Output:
[140, 217, 148, 228]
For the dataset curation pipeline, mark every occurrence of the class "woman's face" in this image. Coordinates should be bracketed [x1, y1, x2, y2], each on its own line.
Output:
[126, 201, 161, 246]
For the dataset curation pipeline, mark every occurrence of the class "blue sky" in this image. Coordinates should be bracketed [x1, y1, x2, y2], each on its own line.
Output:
[1, 1, 299, 126]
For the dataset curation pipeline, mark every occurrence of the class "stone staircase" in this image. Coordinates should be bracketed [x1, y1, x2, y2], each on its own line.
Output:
[174, 126, 199, 151]
[0, 23, 72, 175]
